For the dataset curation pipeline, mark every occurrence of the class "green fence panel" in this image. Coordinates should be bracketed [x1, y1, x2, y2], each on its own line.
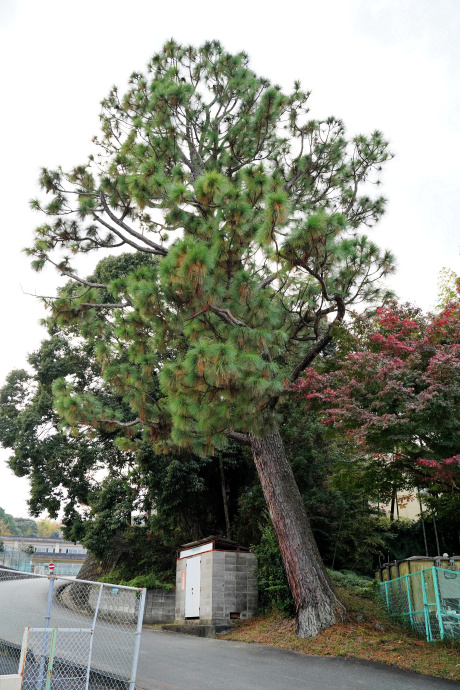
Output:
[379, 567, 460, 642]
[432, 566, 445, 640]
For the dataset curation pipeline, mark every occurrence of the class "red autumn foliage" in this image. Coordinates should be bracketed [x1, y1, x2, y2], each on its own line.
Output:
[292, 282, 460, 491]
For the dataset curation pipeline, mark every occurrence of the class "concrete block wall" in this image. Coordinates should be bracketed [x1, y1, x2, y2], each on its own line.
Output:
[211, 551, 258, 623]
[175, 557, 186, 621]
[143, 589, 175, 624]
[198, 551, 213, 622]
[84, 585, 175, 624]
[88, 586, 138, 621]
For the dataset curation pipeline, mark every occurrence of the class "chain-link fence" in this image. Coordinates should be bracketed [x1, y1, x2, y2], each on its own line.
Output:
[0, 546, 83, 577]
[0, 546, 33, 572]
[0, 567, 146, 689]
[19, 627, 93, 689]
[380, 566, 460, 641]
[32, 563, 82, 577]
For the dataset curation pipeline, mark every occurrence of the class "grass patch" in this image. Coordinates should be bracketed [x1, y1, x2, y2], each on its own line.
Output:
[222, 583, 460, 681]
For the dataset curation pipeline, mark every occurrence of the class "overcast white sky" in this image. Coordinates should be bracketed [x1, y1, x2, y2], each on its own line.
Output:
[0, 0, 459, 518]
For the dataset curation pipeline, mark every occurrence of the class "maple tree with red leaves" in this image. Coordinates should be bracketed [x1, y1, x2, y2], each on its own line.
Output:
[293, 280, 460, 494]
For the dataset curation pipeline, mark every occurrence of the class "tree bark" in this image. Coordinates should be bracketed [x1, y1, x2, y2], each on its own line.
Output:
[249, 424, 345, 638]
[193, 515, 200, 541]
[390, 489, 396, 522]
[218, 457, 232, 539]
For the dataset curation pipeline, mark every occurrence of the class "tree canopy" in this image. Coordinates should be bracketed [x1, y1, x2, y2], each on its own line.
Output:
[24, 40, 395, 637]
[28, 40, 394, 450]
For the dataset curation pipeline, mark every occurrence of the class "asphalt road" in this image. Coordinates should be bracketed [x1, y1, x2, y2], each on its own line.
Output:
[136, 629, 460, 690]
[1, 575, 458, 690]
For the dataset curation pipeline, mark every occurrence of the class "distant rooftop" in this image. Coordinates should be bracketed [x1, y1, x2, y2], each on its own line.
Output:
[1, 535, 79, 544]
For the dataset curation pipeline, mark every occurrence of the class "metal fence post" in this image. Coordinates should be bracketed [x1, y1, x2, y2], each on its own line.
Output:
[45, 628, 57, 690]
[37, 575, 55, 689]
[85, 583, 104, 690]
[44, 575, 55, 627]
[129, 588, 147, 690]
[384, 580, 389, 611]
[420, 569, 433, 642]
[432, 566, 445, 640]
[18, 626, 30, 683]
[405, 574, 414, 628]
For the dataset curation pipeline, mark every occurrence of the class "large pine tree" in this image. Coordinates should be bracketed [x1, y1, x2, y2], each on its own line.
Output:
[27, 40, 395, 637]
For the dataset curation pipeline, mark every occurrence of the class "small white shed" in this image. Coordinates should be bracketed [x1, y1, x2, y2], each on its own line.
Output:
[175, 536, 258, 625]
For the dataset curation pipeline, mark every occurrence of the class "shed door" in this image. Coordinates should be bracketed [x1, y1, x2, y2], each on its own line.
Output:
[185, 555, 201, 618]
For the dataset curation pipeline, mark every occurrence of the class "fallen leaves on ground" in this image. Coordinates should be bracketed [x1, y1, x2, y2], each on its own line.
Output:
[222, 586, 460, 681]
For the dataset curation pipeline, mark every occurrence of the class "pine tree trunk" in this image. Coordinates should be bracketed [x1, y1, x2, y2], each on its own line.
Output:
[249, 425, 345, 638]
[219, 457, 232, 539]
[390, 489, 396, 522]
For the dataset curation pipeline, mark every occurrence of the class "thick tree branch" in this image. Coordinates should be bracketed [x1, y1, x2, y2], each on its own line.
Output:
[225, 431, 250, 445]
[289, 293, 346, 382]
[80, 302, 132, 309]
[60, 272, 107, 289]
[44, 257, 108, 289]
[93, 212, 160, 255]
[100, 191, 168, 256]
[259, 274, 278, 290]
[96, 417, 160, 429]
[210, 305, 250, 329]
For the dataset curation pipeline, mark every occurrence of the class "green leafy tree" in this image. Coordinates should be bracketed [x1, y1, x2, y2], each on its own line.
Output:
[13, 518, 38, 538]
[0, 507, 19, 536]
[36, 518, 61, 539]
[435, 268, 459, 311]
[0, 252, 169, 529]
[0, 508, 37, 538]
[0, 337, 128, 522]
[0, 256, 253, 560]
[26, 41, 394, 637]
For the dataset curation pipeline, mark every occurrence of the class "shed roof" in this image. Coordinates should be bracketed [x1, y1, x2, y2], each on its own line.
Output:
[180, 535, 250, 552]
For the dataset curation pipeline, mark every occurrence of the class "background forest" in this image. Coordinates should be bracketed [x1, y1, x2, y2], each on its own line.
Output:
[0, 507, 60, 539]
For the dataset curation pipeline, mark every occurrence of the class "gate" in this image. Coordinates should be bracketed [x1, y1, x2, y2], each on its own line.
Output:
[0, 567, 146, 689]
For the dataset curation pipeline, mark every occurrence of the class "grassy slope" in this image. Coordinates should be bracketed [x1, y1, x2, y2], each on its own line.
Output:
[222, 585, 460, 682]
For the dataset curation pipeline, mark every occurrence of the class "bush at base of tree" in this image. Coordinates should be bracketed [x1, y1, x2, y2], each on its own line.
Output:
[253, 524, 379, 615]
[327, 569, 378, 596]
[253, 523, 295, 616]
